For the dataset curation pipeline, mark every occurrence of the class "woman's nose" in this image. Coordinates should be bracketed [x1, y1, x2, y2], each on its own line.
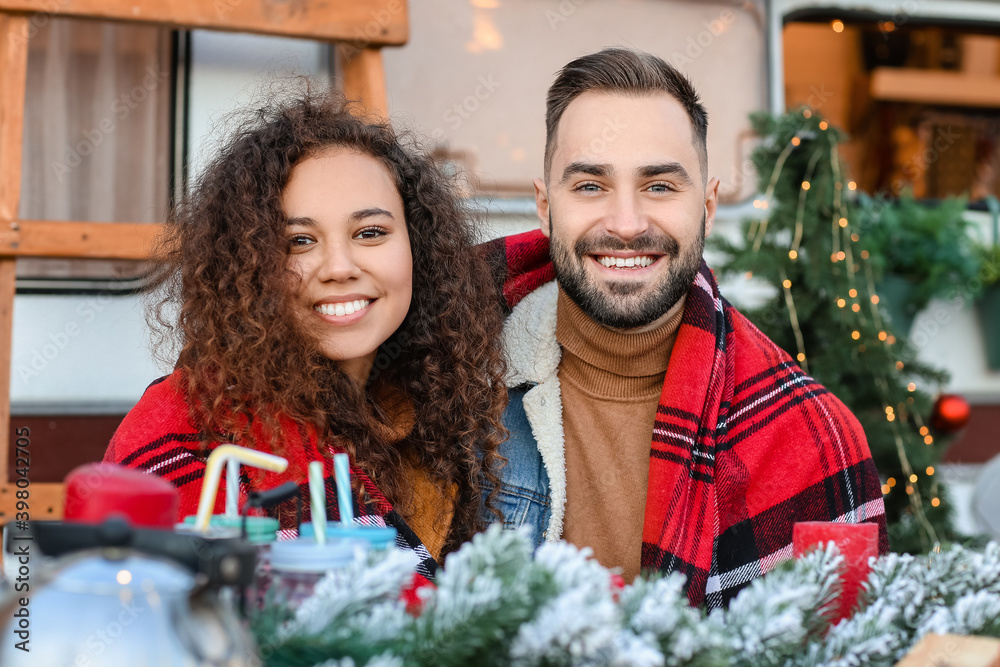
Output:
[317, 242, 362, 282]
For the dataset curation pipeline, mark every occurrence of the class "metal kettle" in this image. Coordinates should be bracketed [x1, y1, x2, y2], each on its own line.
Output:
[0, 518, 259, 666]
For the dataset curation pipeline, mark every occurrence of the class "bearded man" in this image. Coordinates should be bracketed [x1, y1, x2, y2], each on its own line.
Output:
[482, 47, 888, 608]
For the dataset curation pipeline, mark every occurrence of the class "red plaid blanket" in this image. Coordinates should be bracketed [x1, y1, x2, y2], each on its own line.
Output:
[484, 229, 889, 607]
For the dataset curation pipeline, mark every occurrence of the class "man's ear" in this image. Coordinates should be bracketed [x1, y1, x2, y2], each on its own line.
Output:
[533, 178, 550, 238]
[704, 176, 720, 238]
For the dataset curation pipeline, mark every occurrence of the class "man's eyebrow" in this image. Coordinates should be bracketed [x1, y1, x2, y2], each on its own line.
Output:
[638, 162, 693, 185]
[285, 208, 395, 226]
[560, 161, 613, 185]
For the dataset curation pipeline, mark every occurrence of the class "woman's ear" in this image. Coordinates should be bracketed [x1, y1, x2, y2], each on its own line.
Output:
[533, 178, 550, 238]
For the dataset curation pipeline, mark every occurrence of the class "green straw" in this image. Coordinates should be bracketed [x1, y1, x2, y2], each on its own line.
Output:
[307, 461, 327, 546]
[333, 453, 354, 527]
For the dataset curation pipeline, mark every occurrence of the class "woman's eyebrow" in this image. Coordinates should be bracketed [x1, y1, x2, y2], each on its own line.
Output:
[351, 207, 395, 222]
[286, 216, 316, 227]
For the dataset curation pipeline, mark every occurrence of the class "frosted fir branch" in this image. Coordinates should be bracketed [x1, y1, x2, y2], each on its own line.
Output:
[719, 543, 842, 667]
[610, 632, 666, 667]
[288, 548, 418, 637]
[509, 588, 621, 666]
[620, 575, 727, 667]
[533, 541, 616, 596]
[312, 654, 404, 667]
[791, 599, 905, 667]
[916, 590, 1000, 639]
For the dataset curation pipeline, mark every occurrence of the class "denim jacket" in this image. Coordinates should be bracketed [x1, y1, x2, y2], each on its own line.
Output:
[486, 281, 567, 548]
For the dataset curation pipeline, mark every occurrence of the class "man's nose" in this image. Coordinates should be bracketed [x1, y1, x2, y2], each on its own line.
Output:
[603, 192, 649, 241]
[318, 242, 361, 282]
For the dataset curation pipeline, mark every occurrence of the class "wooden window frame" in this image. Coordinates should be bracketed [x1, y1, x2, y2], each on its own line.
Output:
[0, 0, 406, 519]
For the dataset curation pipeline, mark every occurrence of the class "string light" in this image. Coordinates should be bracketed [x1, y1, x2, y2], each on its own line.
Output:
[909, 473, 918, 483]
[803, 109, 812, 119]
[782, 279, 792, 288]
[925, 435, 934, 445]
[885, 406, 894, 414]
[852, 233, 861, 242]
[791, 137, 801, 146]
[926, 466, 935, 476]
[860, 250, 869, 259]
[887, 335, 896, 344]
[801, 181, 811, 190]
[849, 289, 857, 297]
[819, 120, 829, 130]
[887, 413, 896, 421]
[797, 352, 806, 362]
[837, 298, 846, 307]
[907, 382, 916, 391]
[788, 250, 798, 260]
[852, 303, 861, 312]
[837, 251, 846, 261]
[871, 295, 880, 304]
[887, 477, 897, 487]
[931, 497, 941, 507]
[919, 426, 929, 436]
[881, 484, 890, 494]
[848, 181, 857, 190]
[839, 217, 848, 228]
[906, 485, 914, 495]
[832, 19, 845, 33]
[896, 361, 904, 370]
[831, 253, 840, 262]
[878, 331, 888, 341]
[852, 330, 861, 340]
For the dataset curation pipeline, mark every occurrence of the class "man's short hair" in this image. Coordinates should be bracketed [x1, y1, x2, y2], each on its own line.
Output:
[544, 47, 709, 182]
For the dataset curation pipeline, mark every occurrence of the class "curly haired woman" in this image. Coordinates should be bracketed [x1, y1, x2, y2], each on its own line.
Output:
[104, 92, 507, 573]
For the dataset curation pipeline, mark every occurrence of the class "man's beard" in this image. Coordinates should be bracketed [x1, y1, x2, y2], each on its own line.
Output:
[549, 212, 705, 329]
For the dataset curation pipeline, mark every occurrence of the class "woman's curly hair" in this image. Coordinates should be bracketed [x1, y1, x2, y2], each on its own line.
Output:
[150, 90, 507, 553]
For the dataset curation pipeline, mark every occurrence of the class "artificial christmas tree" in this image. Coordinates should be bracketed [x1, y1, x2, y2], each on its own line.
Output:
[711, 109, 959, 553]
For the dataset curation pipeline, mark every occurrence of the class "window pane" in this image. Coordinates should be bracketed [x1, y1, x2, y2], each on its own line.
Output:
[17, 17, 172, 283]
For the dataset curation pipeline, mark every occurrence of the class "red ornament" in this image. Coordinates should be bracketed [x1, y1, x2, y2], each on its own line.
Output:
[930, 394, 971, 434]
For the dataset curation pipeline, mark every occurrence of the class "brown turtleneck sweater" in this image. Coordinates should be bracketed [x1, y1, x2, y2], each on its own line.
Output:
[556, 288, 684, 582]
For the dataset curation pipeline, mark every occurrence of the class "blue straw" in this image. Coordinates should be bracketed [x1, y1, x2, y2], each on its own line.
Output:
[333, 453, 354, 527]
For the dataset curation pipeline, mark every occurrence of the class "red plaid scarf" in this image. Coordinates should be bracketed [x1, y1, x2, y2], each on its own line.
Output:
[484, 230, 889, 607]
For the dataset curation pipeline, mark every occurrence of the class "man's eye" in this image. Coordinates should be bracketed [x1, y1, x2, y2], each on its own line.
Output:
[356, 226, 388, 240]
[648, 183, 674, 193]
[574, 182, 602, 192]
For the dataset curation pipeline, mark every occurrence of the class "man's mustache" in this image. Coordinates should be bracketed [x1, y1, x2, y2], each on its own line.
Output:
[573, 233, 680, 259]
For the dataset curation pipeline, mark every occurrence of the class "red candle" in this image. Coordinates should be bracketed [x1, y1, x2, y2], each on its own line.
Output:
[793, 521, 879, 623]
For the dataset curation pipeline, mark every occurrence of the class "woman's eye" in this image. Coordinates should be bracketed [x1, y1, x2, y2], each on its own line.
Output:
[287, 234, 315, 249]
[355, 226, 388, 240]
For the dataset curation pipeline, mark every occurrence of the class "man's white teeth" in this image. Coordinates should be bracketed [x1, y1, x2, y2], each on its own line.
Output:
[598, 256, 654, 269]
[314, 299, 371, 316]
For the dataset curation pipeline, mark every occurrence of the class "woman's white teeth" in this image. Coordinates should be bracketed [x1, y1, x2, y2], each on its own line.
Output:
[315, 299, 370, 316]
[598, 256, 654, 269]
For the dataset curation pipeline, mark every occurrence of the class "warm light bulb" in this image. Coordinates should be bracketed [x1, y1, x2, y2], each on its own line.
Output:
[924, 435, 934, 445]
[907, 383, 916, 391]
[878, 331, 887, 341]
[926, 466, 935, 476]
[887, 477, 896, 487]
[896, 361, 904, 370]
[819, 121, 829, 130]
[789, 250, 798, 260]
[791, 137, 801, 146]
[848, 181, 857, 190]
[837, 298, 846, 307]
[852, 303, 861, 312]
[849, 289, 858, 298]
[919, 426, 929, 436]
[887, 413, 895, 421]
[909, 474, 918, 483]
[839, 217, 848, 227]
[885, 406, 894, 414]
[796, 352, 806, 362]
[871, 295, 880, 304]
[802, 181, 811, 190]
[837, 251, 846, 261]
[906, 485, 914, 494]
[881, 484, 890, 495]
[860, 249, 869, 258]
[852, 331, 861, 340]
[803, 109, 812, 119]
[852, 234, 861, 242]
[931, 497, 940, 507]
[832, 19, 845, 33]
[782, 279, 792, 288]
